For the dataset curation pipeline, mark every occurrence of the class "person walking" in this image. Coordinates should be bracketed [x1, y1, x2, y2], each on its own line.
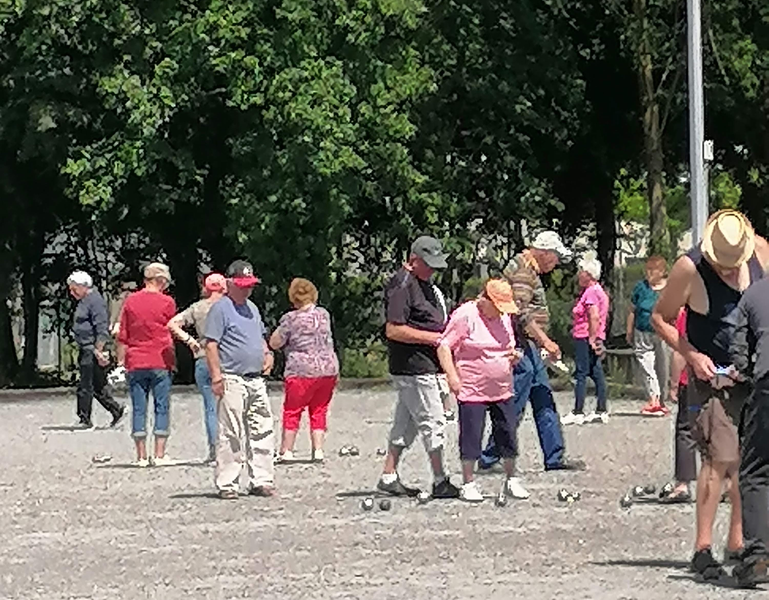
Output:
[628, 255, 671, 416]
[377, 236, 460, 499]
[117, 263, 176, 467]
[204, 260, 275, 500]
[562, 256, 610, 425]
[480, 231, 584, 472]
[269, 278, 339, 463]
[652, 209, 769, 583]
[437, 279, 529, 503]
[167, 273, 227, 463]
[67, 270, 125, 429]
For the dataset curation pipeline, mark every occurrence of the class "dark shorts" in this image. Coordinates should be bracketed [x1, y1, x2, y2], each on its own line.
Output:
[687, 374, 748, 470]
[458, 398, 518, 461]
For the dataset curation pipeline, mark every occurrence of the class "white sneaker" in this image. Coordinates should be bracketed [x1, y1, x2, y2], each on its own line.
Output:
[133, 458, 150, 468]
[561, 412, 585, 426]
[150, 456, 173, 467]
[505, 477, 530, 499]
[460, 481, 485, 503]
[274, 450, 295, 464]
[587, 411, 610, 424]
[311, 449, 324, 463]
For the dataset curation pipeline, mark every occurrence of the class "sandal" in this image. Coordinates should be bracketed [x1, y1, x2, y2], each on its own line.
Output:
[219, 489, 238, 500]
[660, 488, 692, 504]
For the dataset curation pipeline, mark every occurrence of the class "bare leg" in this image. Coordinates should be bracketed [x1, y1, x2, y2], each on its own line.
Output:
[695, 461, 727, 551]
[503, 458, 516, 478]
[383, 445, 404, 475]
[134, 439, 147, 461]
[727, 469, 744, 552]
[281, 429, 298, 454]
[154, 436, 167, 460]
[462, 460, 475, 484]
[310, 429, 325, 453]
[427, 448, 447, 480]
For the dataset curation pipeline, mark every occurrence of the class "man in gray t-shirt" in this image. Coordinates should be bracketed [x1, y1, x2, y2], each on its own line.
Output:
[204, 260, 275, 500]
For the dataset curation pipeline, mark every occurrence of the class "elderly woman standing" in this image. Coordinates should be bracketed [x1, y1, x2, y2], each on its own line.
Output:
[437, 279, 529, 503]
[168, 273, 227, 462]
[269, 278, 339, 463]
[562, 256, 610, 426]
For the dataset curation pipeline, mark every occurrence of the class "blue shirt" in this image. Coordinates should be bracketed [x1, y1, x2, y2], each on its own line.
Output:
[204, 296, 265, 376]
[72, 289, 110, 348]
[631, 279, 658, 333]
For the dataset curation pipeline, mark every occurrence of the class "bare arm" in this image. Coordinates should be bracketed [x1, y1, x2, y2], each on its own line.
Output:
[437, 344, 460, 394]
[385, 323, 441, 346]
[669, 350, 686, 395]
[755, 235, 769, 271]
[588, 305, 599, 346]
[651, 256, 695, 356]
[626, 311, 635, 342]
[268, 329, 284, 350]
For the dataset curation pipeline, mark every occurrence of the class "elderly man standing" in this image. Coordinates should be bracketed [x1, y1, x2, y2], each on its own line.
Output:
[377, 236, 460, 499]
[652, 209, 769, 584]
[204, 260, 275, 500]
[480, 231, 585, 472]
[68, 270, 125, 429]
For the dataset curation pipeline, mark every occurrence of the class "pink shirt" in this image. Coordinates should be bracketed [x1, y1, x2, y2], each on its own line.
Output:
[572, 282, 609, 340]
[438, 301, 516, 404]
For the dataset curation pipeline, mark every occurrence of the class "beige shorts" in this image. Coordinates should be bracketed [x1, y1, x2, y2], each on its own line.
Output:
[687, 375, 747, 470]
[389, 374, 446, 452]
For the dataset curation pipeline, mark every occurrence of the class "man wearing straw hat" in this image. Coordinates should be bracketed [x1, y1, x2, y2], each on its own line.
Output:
[652, 209, 769, 584]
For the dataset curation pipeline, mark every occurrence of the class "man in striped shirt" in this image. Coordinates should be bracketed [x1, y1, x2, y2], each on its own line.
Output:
[480, 231, 585, 472]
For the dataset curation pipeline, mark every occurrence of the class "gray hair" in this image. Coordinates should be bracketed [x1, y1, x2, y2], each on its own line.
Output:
[578, 257, 602, 281]
[67, 270, 93, 288]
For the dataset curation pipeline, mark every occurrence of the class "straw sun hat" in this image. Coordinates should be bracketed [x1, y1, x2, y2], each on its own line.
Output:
[701, 209, 756, 269]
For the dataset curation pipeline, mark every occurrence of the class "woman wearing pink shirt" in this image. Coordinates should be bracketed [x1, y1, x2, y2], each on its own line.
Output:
[563, 256, 610, 426]
[437, 279, 529, 503]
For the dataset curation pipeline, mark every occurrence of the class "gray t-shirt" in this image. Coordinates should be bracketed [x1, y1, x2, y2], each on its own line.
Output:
[177, 298, 217, 359]
[204, 296, 265, 376]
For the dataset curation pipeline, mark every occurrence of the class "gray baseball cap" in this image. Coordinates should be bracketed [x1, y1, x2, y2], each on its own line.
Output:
[411, 236, 449, 270]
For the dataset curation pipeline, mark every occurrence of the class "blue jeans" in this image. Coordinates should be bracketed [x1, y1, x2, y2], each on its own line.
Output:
[128, 369, 172, 438]
[194, 358, 218, 448]
[573, 338, 607, 413]
[480, 340, 566, 469]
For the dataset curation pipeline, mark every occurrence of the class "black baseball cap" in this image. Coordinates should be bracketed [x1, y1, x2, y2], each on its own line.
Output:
[226, 260, 260, 287]
[411, 236, 448, 269]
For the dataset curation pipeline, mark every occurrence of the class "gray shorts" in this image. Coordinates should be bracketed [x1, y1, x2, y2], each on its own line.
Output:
[389, 375, 446, 452]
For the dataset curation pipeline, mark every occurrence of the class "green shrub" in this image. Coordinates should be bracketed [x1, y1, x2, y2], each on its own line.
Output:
[340, 342, 389, 378]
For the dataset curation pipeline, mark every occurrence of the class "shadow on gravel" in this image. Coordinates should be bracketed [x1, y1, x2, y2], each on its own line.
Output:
[609, 412, 666, 419]
[96, 460, 207, 469]
[593, 559, 690, 570]
[41, 425, 113, 432]
[276, 459, 316, 465]
[667, 574, 758, 590]
[169, 492, 222, 500]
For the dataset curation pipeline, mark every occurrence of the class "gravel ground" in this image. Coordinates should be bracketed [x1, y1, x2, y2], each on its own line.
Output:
[0, 389, 759, 600]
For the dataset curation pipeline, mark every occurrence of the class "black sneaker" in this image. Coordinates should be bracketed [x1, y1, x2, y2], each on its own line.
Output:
[723, 547, 744, 567]
[691, 548, 727, 581]
[110, 406, 126, 428]
[733, 546, 769, 588]
[545, 458, 586, 472]
[432, 477, 461, 499]
[377, 477, 421, 497]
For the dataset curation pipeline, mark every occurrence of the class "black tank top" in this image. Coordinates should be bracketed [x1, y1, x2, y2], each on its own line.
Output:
[685, 246, 764, 365]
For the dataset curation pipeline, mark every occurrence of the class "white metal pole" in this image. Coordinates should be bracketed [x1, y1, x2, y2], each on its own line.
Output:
[688, 0, 708, 244]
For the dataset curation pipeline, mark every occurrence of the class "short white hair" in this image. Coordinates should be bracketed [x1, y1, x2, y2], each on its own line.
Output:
[578, 257, 602, 281]
[67, 271, 93, 288]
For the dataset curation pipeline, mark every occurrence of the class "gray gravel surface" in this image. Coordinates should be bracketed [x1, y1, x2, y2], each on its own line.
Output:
[0, 390, 757, 599]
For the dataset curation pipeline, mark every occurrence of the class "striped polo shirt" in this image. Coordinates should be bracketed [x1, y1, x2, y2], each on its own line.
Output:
[503, 253, 550, 332]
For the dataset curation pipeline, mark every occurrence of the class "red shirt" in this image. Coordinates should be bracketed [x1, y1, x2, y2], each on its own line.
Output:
[118, 289, 177, 371]
[676, 309, 688, 386]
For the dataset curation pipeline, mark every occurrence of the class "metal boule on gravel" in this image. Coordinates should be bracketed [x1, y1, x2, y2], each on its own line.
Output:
[361, 497, 374, 511]
[91, 454, 112, 464]
[376, 448, 387, 456]
[348, 446, 360, 457]
[379, 499, 392, 511]
[571, 492, 581, 501]
[643, 484, 656, 495]
[620, 495, 633, 508]
[495, 494, 508, 507]
[338, 446, 351, 457]
[417, 491, 431, 505]
[632, 486, 645, 497]
[659, 482, 674, 498]
[557, 489, 570, 502]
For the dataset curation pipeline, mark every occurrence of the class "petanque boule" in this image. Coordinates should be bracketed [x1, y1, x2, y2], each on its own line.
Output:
[643, 484, 656, 495]
[348, 446, 360, 457]
[557, 489, 570, 502]
[361, 497, 374, 511]
[495, 494, 508, 507]
[659, 482, 674, 498]
[631, 486, 645, 497]
[571, 492, 581, 501]
[91, 454, 112, 464]
[376, 448, 387, 456]
[338, 446, 351, 457]
[620, 495, 633, 508]
[417, 491, 431, 505]
[379, 499, 392, 511]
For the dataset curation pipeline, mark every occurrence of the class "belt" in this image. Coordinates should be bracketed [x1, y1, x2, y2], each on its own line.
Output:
[224, 372, 262, 380]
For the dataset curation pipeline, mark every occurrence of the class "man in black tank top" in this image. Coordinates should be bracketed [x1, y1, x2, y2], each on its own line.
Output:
[652, 210, 769, 584]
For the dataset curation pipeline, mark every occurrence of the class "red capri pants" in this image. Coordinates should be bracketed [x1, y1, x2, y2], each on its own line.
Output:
[282, 376, 337, 431]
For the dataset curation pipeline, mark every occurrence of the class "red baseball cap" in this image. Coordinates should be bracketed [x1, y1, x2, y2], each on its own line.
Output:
[226, 260, 260, 287]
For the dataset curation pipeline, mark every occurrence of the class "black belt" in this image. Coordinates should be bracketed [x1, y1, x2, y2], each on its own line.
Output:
[242, 373, 261, 380]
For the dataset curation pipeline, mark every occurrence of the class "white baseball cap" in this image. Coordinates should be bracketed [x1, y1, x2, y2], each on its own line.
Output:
[67, 271, 93, 287]
[531, 231, 572, 262]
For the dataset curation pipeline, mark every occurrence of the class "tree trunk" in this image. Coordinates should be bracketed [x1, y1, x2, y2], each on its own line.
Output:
[20, 253, 40, 381]
[634, 0, 670, 257]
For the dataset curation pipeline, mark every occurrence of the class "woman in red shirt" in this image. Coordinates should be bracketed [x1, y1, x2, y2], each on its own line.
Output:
[117, 263, 176, 467]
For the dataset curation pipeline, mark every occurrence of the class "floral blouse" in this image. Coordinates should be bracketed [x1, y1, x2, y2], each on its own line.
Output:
[275, 305, 339, 378]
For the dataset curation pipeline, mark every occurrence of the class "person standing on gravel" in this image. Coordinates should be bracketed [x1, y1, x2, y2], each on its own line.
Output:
[652, 209, 769, 584]
[68, 270, 126, 430]
[480, 231, 585, 472]
[167, 273, 227, 463]
[377, 236, 460, 500]
[204, 260, 275, 500]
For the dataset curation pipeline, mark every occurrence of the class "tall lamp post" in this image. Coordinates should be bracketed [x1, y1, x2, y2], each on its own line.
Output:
[688, 0, 709, 244]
